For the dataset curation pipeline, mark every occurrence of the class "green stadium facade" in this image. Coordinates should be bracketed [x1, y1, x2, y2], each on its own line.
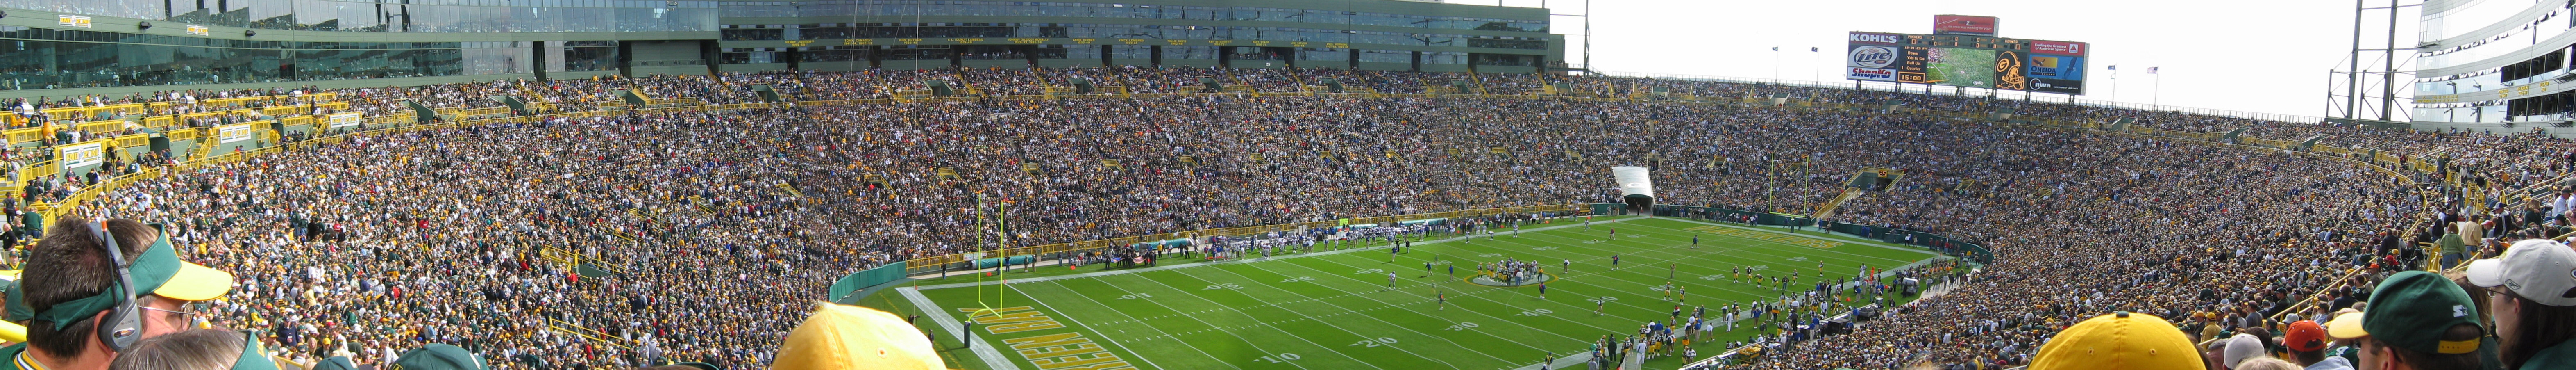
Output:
[0, 0, 1561, 98]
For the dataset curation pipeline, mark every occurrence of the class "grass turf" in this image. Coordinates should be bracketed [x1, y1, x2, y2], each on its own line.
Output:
[859, 216, 1945, 370]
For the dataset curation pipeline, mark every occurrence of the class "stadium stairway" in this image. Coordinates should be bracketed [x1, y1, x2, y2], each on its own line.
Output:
[190, 136, 216, 160]
[1464, 71, 1491, 95]
[1810, 187, 1868, 219]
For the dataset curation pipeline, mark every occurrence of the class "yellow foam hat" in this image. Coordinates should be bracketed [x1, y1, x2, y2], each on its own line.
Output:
[2028, 312, 2203, 370]
[771, 302, 952, 370]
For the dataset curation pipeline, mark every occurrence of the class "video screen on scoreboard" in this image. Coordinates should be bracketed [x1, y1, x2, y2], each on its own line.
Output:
[1920, 47, 1995, 88]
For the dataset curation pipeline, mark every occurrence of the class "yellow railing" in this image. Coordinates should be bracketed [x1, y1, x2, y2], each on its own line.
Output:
[113, 134, 148, 149]
[544, 319, 635, 350]
[36, 103, 150, 120]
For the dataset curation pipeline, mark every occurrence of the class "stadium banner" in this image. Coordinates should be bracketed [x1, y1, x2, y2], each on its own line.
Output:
[57, 141, 104, 170]
[2025, 54, 2086, 94]
[2025, 41, 2089, 94]
[2416, 80, 2560, 104]
[327, 112, 363, 129]
[216, 123, 260, 144]
[2030, 40, 2087, 56]
[1932, 15, 1998, 36]
[971, 255, 1037, 269]
[1845, 32, 1905, 82]
[1131, 238, 1190, 251]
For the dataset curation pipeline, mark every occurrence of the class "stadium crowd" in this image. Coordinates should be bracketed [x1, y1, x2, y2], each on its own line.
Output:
[2, 66, 2568, 370]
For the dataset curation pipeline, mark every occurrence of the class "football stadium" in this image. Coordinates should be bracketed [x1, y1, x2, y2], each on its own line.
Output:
[0, 0, 2571, 370]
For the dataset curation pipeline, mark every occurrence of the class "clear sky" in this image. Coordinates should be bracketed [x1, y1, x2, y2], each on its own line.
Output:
[1497, 0, 2402, 118]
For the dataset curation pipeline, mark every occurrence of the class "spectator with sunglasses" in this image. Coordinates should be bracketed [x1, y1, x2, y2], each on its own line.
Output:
[1, 218, 237, 370]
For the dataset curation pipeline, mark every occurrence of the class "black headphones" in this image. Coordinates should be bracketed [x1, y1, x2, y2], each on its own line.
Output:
[91, 220, 144, 352]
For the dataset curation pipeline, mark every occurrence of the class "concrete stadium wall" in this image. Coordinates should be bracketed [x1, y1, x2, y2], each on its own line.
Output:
[2409, 121, 2576, 138]
[1160, 59, 1220, 68]
[960, 60, 1028, 69]
[721, 63, 791, 73]
[1358, 62, 1412, 72]
[630, 41, 708, 65]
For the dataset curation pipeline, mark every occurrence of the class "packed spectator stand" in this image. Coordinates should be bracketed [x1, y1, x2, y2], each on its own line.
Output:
[0, 66, 2548, 370]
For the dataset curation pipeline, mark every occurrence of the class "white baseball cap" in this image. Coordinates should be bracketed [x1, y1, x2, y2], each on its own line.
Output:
[2466, 239, 2576, 307]
[2223, 333, 2265, 368]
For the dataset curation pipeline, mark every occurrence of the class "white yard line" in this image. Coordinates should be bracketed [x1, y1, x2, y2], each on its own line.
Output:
[896, 287, 1023, 370]
[1469, 232, 1799, 307]
[996, 283, 1173, 370]
[1019, 280, 1255, 370]
[1194, 262, 1536, 365]
[1285, 251, 1642, 336]
[1086, 274, 1387, 370]
[1154, 267, 1485, 369]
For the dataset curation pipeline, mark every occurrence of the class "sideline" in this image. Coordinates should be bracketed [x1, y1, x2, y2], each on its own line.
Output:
[897, 286, 1024, 370]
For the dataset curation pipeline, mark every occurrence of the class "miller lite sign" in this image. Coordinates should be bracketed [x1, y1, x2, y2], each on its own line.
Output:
[1846, 32, 1906, 82]
[1847, 46, 1900, 81]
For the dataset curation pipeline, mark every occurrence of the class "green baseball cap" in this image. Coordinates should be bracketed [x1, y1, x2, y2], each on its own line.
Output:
[311, 356, 358, 370]
[0, 278, 27, 324]
[2330, 271, 2483, 355]
[6, 235, 234, 328]
[391, 344, 487, 370]
[230, 330, 282, 370]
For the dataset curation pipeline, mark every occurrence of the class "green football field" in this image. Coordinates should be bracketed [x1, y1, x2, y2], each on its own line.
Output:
[860, 216, 1947, 370]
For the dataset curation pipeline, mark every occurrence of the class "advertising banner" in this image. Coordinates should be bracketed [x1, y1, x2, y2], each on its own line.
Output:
[218, 123, 259, 144]
[1847, 32, 1906, 82]
[1933, 15, 1997, 36]
[57, 142, 103, 170]
[2024, 40, 2088, 94]
[2025, 54, 2086, 94]
[327, 112, 363, 129]
[2029, 40, 2088, 56]
[1847, 46, 1900, 81]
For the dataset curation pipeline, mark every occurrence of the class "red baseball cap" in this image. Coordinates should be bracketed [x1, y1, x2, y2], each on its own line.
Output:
[2284, 320, 2329, 352]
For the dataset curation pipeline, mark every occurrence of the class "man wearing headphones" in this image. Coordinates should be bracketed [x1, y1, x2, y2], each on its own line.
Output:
[2, 218, 236, 370]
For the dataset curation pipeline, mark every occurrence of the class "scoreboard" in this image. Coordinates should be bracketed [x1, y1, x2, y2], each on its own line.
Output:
[1847, 31, 2088, 95]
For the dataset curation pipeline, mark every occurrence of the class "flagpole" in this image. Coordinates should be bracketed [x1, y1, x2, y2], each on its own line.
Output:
[2153, 70, 2161, 107]
[1809, 47, 1820, 82]
[2110, 66, 2119, 104]
[1772, 47, 1781, 80]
